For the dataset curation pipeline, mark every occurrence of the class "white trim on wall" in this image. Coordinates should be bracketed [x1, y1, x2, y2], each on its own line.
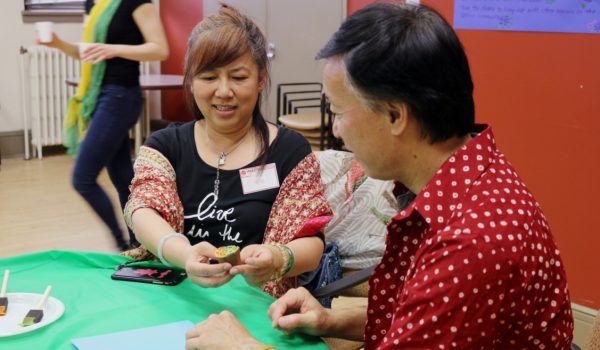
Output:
[572, 303, 598, 346]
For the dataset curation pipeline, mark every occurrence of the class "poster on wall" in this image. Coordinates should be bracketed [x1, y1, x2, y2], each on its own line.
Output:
[454, 0, 600, 34]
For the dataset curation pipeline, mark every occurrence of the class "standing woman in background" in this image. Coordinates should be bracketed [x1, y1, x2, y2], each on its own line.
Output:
[37, 0, 169, 250]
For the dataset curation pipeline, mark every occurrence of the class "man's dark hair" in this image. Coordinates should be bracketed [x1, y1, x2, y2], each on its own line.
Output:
[317, 3, 475, 143]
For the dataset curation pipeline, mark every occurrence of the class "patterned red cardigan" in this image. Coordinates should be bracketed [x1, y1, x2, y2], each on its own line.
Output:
[123, 146, 331, 298]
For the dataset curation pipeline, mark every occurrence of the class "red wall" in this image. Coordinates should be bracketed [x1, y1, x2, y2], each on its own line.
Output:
[159, 0, 202, 122]
[164, 0, 600, 309]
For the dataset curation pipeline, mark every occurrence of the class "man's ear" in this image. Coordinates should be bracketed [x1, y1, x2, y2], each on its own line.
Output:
[387, 102, 408, 136]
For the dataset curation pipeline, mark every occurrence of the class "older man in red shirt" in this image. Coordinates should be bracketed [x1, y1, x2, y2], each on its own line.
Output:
[185, 3, 574, 350]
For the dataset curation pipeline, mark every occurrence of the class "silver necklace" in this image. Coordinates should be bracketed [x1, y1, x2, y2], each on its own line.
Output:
[204, 122, 251, 198]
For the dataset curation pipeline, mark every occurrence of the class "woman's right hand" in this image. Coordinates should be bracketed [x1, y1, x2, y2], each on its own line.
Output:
[34, 32, 80, 60]
[184, 241, 234, 288]
[35, 32, 61, 48]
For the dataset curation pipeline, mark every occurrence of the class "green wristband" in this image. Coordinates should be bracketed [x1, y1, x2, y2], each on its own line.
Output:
[279, 244, 294, 276]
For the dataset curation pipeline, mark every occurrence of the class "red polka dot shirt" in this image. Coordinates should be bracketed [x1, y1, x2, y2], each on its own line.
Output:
[365, 125, 573, 349]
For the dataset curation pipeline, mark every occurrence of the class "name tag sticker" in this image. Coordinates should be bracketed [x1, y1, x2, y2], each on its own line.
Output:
[240, 163, 280, 194]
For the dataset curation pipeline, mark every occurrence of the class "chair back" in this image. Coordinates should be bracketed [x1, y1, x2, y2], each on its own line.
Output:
[277, 82, 336, 150]
[276, 82, 322, 117]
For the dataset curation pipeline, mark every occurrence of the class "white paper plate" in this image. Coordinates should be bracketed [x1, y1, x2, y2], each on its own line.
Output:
[0, 292, 65, 337]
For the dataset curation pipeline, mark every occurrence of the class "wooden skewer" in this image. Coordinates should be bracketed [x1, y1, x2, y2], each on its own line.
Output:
[0, 270, 9, 316]
[36, 285, 52, 309]
[0, 270, 8, 296]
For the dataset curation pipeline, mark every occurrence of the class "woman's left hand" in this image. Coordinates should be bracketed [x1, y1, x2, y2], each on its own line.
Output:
[80, 43, 120, 64]
[230, 244, 283, 286]
[185, 311, 266, 350]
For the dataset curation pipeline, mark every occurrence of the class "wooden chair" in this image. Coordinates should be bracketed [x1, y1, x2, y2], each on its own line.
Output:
[276, 82, 334, 150]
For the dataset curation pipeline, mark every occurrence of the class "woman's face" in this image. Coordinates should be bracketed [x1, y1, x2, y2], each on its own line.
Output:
[191, 52, 265, 132]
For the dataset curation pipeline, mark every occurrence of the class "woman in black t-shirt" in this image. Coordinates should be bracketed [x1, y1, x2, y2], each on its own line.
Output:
[37, 0, 168, 250]
[124, 5, 330, 298]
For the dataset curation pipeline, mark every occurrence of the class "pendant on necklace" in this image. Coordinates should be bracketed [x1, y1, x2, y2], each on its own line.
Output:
[218, 152, 226, 166]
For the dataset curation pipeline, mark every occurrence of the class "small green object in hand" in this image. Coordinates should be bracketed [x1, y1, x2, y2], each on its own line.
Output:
[214, 245, 241, 264]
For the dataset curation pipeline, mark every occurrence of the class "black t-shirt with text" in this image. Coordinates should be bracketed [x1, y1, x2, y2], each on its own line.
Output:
[145, 121, 312, 248]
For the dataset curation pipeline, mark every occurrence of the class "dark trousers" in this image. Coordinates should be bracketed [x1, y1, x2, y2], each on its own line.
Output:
[72, 84, 142, 248]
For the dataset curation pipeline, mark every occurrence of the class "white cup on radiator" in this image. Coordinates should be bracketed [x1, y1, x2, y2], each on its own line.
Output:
[35, 21, 54, 43]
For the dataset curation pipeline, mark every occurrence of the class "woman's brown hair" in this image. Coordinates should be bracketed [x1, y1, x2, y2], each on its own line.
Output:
[183, 4, 270, 158]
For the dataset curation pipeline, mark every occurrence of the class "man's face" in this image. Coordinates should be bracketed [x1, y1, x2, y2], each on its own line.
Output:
[322, 59, 393, 180]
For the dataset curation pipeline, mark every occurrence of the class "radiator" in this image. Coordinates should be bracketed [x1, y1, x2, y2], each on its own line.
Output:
[19, 46, 150, 159]
[20, 45, 80, 159]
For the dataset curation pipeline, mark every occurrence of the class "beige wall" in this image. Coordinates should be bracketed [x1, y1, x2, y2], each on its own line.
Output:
[0, 3, 83, 134]
[0, 2, 162, 139]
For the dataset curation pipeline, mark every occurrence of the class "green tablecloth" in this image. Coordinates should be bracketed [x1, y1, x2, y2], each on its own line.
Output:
[0, 250, 328, 349]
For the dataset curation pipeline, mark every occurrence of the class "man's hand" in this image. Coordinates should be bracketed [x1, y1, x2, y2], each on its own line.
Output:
[185, 311, 267, 350]
[268, 287, 331, 336]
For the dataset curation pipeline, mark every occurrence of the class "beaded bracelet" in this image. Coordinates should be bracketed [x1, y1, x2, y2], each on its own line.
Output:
[267, 243, 294, 281]
[279, 244, 294, 276]
[267, 243, 287, 281]
[157, 232, 190, 267]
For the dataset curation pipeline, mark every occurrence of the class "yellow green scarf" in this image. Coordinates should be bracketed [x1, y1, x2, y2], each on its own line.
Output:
[63, 0, 122, 156]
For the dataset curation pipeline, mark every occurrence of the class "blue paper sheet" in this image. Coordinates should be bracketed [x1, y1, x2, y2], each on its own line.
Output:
[71, 320, 194, 350]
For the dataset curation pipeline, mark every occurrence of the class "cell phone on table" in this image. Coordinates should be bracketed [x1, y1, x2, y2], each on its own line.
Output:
[111, 265, 187, 286]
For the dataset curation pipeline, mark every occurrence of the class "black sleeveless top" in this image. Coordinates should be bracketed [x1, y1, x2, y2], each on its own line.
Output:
[85, 0, 151, 86]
